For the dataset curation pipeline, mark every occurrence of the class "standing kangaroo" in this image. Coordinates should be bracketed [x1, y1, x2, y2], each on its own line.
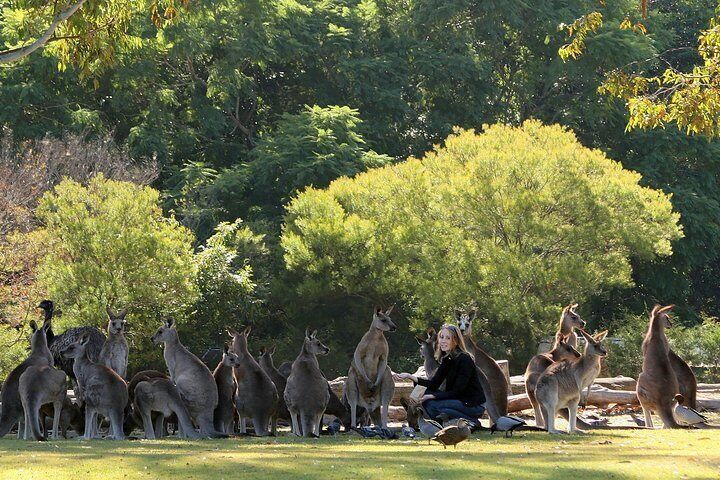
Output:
[454, 309, 509, 419]
[284, 329, 331, 437]
[415, 327, 439, 378]
[99, 306, 129, 379]
[669, 350, 697, 409]
[152, 318, 224, 438]
[636, 305, 682, 428]
[553, 303, 586, 349]
[227, 326, 278, 436]
[0, 312, 54, 438]
[258, 345, 291, 422]
[524, 334, 581, 428]
[133, 377, 200, 439]
[61, 334, 128, 440]
[19, 364, 66, 441]
[213, 344, 241, 434]
[345, 306, 396, 429]
[535, 329, 608, 434]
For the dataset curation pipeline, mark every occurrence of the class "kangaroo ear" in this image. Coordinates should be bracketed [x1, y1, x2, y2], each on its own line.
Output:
[577, 328, 593, 343]
[270, 344, 276, 355]
[593, 330, 609, 342]
[118, 308, 128, 320]
[311, 329, 318, 339]
[305, 327, 311, 339]
[226, 326, 238, 337]
[658, 304, 674, 314]
[29, 320, 38, 332]
[79, 333, 90, 346]
[106, 305, 114, 318]
[166, 317, 175, 328]
[223, 344, 229, 354]
[374, 306, 382, 316]
[243, 325, 251, 336]
[650, 304, 661, 317]
[415, 334, 425, 345]
[468, 309, 477, 321]
[570, 303, 579, 311]
[385, 304, 394, 315]
[426, 327, 436, 336]
[453, 309, 462, 321]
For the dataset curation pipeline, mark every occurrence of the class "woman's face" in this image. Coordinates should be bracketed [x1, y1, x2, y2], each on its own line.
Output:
[438, 327, 457, 353]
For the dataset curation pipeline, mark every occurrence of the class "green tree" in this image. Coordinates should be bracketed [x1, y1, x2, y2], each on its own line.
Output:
[282, 121, 683, 366]
[34, 175, 197, 368]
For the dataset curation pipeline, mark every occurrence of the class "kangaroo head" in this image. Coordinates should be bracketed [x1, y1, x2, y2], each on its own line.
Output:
[561, 303, 585, 330]
[28, 318, 50, 351]
[454, 309, 476, 336]
[259, 345, 276, 366]
[304, 328, 330, 356]
[372, 306, 397, 332]
[578, 328, 608, 358]
[415, 327, 437, 359]
[151, 317, 177, 344]
[227, 325, 251, 353]
[61, 333, 90, 359]
[650, 304, 674, 330]
[551, 334, 581, 361]
[221, 344, 241, 367]
[106, 306, 128, 335]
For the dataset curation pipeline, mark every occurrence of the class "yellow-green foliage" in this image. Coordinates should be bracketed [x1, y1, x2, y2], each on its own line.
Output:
[283, 121, 682, 339]
[32, 175, 197, 367]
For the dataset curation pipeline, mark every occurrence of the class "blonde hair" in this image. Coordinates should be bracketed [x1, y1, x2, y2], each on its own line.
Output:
[434, 324, 470, 361]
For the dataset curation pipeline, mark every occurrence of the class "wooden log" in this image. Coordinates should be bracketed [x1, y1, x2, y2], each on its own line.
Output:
[594, 377, 637, 391]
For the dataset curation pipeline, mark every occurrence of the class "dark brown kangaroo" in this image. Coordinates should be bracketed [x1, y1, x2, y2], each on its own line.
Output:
[258, 345, 290, 421]
[636, 305, 681, 428]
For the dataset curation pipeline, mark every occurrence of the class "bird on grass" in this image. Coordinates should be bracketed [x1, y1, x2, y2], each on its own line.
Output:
[326, 418, 342, 436]
[431, 418, 472, 449]
[418, 416, 443, 444]
[490, 415, 527, 438]
[673, 394, 708, 426]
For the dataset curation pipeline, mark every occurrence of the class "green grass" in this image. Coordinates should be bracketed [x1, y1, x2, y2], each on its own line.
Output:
[1, 429, 719, 480]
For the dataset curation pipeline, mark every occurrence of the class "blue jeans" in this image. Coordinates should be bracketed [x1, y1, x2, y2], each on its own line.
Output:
[423, 398, 485, 423]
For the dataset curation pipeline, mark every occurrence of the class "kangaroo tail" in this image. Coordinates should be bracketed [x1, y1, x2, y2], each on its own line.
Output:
[0, 409, 18, 438]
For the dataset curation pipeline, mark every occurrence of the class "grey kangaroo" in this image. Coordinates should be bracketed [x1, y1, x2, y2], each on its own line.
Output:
[636, 305, 682, 428]
[524, 334, 581, 428]
[535, 328, 608, 434]
[454, 309, 509, 419]
[152, 318, 224, 438]
[258, 345, 291, 422]
[0, 311, 54, 438]
[61, 333, 128, 440]
[19, 364, 66, 441]
[40, 394, 83, 438]
[553, 303, 586, 349]
[415, 327, 439, 378]
[284, 329, 331, 437]
[213, 344, 241, 434]
[133, 377, 200, 439]
[344, 306, 396, 429]
[227, 326, 278, 436]
[99, 306, 129, 379]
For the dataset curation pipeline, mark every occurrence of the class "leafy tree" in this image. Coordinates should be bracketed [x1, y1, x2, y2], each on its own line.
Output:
[33, 175, 197, 369]
[282, 121, 683, 365]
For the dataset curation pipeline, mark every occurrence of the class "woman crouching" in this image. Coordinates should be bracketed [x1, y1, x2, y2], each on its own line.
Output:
[394, 324, 486, 424]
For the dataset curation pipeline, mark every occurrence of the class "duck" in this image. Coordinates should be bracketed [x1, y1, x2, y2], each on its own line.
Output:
[431, 418, 472, 449]
[673, 394, 708, 426]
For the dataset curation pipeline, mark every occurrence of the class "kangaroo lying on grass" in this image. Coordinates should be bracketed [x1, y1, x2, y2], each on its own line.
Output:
[524, 334, 581, 428]
[213, 344, 241, 434]
[637, 305, 683, 429]
[61, 333, 128, 440]
[454, 309, 508, 420]
[228, 326, 278, 436]
[285, 329, 330, 437]
[535, 328, 608, 434]
[134, 377, 200, 439]
[152, 318, 225, 438]
[99, 306, 129, 379]
[19, 364, 66, 441]
[345, 306, 396, 429]
[0, 314, 54, 438]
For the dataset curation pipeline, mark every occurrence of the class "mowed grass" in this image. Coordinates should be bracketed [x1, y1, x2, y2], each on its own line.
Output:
[1, 429, 719, 480]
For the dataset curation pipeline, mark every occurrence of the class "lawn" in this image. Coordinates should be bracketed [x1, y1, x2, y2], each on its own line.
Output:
[1, 429, 718, 480]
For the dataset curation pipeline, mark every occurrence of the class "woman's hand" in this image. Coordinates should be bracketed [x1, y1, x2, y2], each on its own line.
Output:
[420, 394, 436, 402]
[393, 372, 416, 382]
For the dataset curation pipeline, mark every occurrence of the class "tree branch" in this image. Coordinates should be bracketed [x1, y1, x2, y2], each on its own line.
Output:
[0, 0, 88, 64]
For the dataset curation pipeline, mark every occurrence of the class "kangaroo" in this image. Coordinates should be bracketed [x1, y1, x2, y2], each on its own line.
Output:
[535, 328, 608, 434]
[415, 327, 439, 378]
[553, 303, 586, 349]
[61, 334, 128, 440]
[454, 309, 508, 420]
[344, 306, 396, 429]
[134, 377, 200, 439]
[284, 329, 331, 437]
[637, 305, 682, 428]
[99, 306, 129, 379]
[258, 345, 291, 422]
[125, 370, 169, 436]
[213, 344, 241, 434]
[19, 364, 66, 441]
[40, 394, 84, 438]
[0, 310, 54, 438]
[524, 334, 581, 427]
[227, 326, 278, 436]
[669, 350, 697, 409]
[152, 318, 224, 438]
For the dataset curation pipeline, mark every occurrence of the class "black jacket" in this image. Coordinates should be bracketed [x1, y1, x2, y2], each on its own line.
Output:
[416, 350, 486, 407]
